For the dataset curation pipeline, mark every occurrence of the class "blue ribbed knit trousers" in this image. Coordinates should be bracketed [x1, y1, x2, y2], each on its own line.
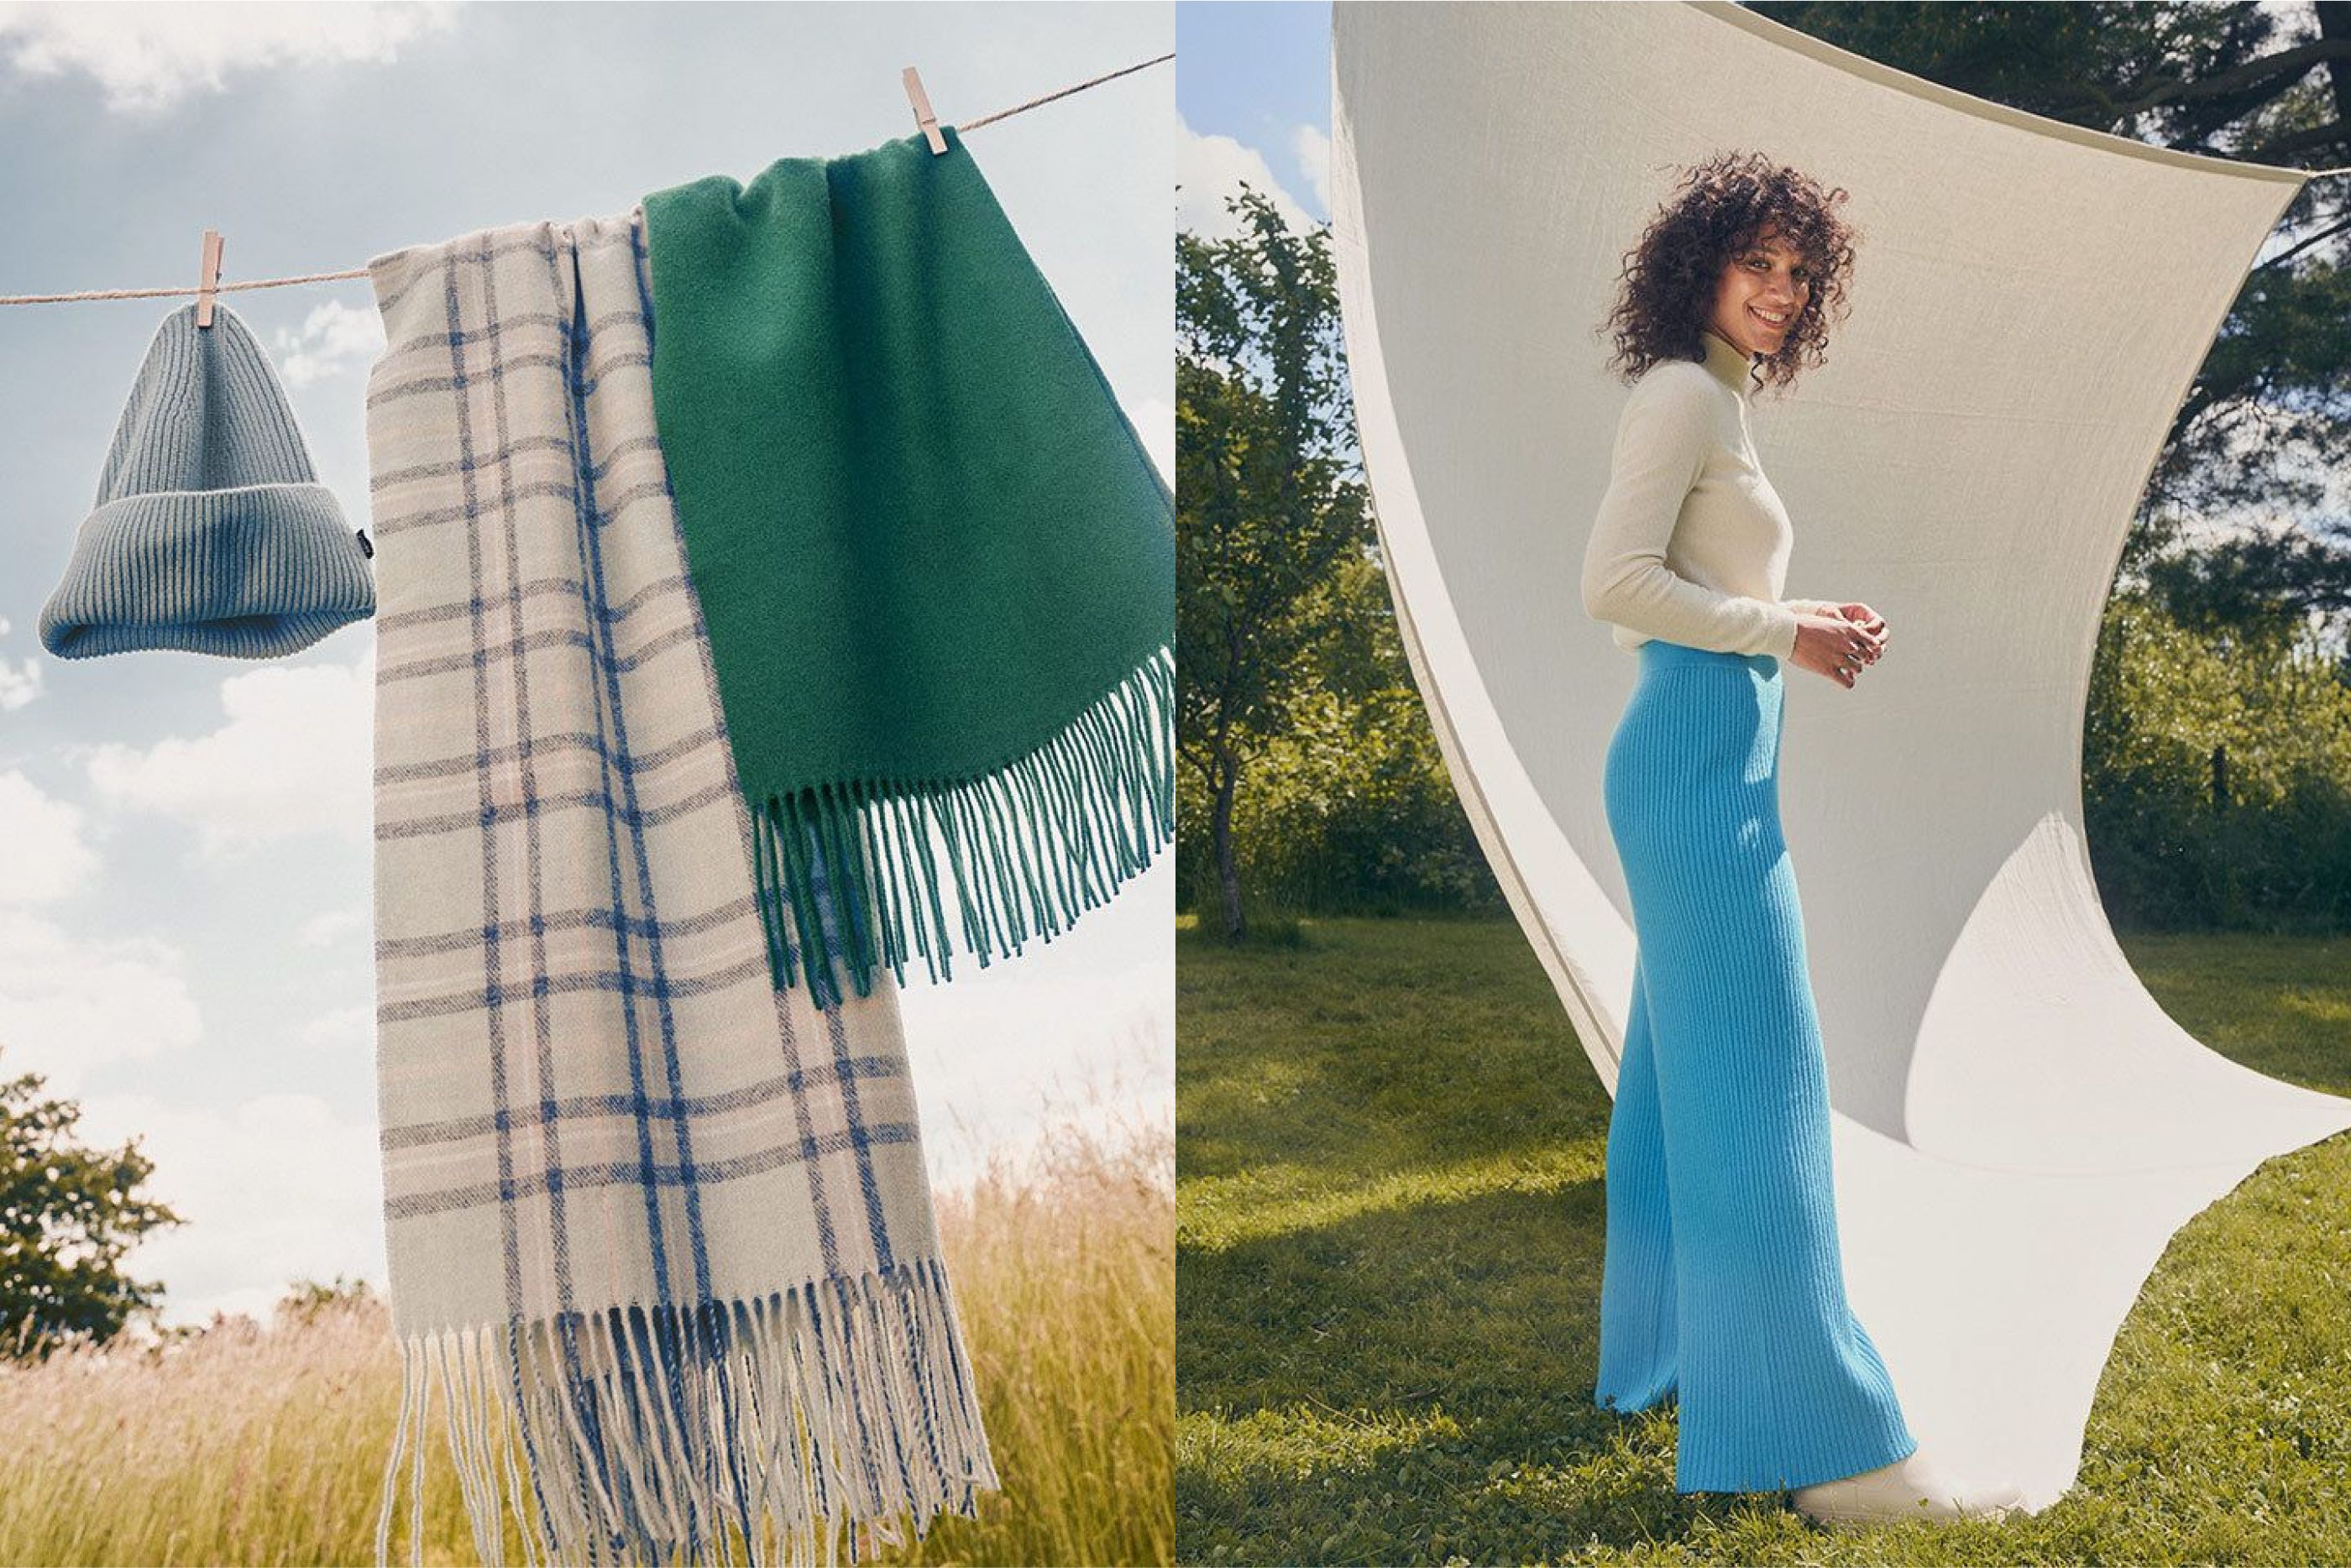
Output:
[1594, 638, 1917, 1494]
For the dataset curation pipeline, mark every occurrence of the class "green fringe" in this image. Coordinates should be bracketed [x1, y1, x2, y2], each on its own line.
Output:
[748, 644, 1176, 1009]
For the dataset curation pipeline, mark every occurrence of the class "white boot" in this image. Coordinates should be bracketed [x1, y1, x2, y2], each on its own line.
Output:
[1791, 1448, 2026, 1527]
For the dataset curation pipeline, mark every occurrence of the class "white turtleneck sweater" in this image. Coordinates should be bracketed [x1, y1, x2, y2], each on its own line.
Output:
[1579, 327, 1837, 658]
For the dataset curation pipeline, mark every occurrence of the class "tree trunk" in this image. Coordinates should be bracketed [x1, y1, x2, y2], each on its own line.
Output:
[1212, 764, 1246, 942]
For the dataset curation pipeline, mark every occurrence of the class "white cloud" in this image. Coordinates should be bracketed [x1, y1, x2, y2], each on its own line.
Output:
[1293, 123, 1333, 212]
[0, 618, 37, 710]
[297, 1003, 372, 1057]
[0, 656, 41, 711]
[275, 299, 387, 389]
[0, 2, 457, 115]
[86, 653, 372, 855]
[1178, 115, 1312, 240]
[298, 907, 368, 949]
[0, 773, 200, 1107]
[75, 1090, 384, 1327]
[0, 909, 202, 1095]
[0, 771, 99, 905]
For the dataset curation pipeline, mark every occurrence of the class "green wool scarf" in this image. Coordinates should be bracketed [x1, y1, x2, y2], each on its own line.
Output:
[642, 127, 1175, 1006]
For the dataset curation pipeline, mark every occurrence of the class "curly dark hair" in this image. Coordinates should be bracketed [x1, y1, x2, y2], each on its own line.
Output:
[1600, 150, 1857, 397]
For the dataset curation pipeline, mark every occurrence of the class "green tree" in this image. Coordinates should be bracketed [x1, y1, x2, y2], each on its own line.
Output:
[2085, 588, 2351, 928]
[1176, 187, 1370, 938]
[0, 1054, 182, 1359]
[1175, 534, 1504, 919]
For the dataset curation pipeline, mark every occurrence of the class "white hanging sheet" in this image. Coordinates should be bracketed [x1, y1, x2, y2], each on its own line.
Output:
[1329, 0, 2351, 1508]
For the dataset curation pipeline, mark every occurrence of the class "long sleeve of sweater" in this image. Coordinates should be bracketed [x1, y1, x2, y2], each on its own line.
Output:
[1579, 360, 1805, 660]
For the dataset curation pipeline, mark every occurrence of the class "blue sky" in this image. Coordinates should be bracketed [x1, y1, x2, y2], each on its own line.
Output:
[1177, 2, 1331, 235]
[0, 2, 1171, 1328]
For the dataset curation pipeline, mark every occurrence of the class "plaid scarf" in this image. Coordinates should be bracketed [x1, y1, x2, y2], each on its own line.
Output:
[363, 212, 995, 1568]
[641, 128, 1175, 1009]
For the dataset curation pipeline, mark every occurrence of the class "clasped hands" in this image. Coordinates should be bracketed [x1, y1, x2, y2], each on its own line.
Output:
[1789, 604, 1888, 689]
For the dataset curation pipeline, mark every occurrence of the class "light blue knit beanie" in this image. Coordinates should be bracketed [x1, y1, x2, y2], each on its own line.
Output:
[39, 301, 374, 660]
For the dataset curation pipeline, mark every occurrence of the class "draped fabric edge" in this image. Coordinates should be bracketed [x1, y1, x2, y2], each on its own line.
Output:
[1324, 0, 2351, 1513]
[372, 1257, 998, 1568]
[362, 211, 999, 1568]
[750, 641, 1176, 1009]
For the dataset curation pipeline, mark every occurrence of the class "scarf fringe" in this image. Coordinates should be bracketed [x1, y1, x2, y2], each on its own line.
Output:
[374, 1257, 999, 1568]
[749, 643, 1176, 1007]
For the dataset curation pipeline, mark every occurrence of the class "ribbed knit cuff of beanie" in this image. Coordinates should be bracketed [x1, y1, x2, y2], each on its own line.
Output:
[39, 302, 374, 661]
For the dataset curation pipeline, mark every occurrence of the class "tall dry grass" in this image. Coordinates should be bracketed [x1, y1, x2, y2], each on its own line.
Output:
[0, 1112, 1173, 1568]
[886, 1107, 1175, 1568]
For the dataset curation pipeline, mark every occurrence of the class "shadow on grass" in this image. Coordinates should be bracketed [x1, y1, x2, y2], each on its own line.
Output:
[1180, 916, 2351, 1565]
[1181, 1170, 1786, 1564]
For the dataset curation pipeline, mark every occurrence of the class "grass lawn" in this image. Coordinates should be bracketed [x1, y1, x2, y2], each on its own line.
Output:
[1176, 915, 2351, 1565]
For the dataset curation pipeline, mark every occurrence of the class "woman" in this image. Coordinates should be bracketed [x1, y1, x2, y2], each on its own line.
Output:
[1579, 150, 2024, 1527]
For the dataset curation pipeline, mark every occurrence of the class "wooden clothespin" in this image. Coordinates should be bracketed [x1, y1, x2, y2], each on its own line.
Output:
[902, 65, 947, 155]
[196, 228, 224, 328]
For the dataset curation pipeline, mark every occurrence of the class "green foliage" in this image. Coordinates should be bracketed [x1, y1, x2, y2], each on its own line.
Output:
[1746, 3, 2286, 136]
[1176, 675, 1500, 921]
[1177, 187, 1375, 939]
[0, 1055, 181, 1361]
[2085, 589, 2351, 929]
[1177, 190, 1495, 928]
[1179, 917, 2351, 1565]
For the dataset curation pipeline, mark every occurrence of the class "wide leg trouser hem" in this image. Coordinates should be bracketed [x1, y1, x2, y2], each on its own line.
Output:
[1673, 1419, 1918, 1497]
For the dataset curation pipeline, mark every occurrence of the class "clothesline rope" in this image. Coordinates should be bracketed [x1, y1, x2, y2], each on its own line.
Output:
[0, 50, 1174, 309]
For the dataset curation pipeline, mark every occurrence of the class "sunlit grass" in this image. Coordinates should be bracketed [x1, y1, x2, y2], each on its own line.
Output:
[1176, 914, 2351, 1565]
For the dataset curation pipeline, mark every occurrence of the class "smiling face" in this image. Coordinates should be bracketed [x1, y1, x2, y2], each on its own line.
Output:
[1708, 227, 1811, 360]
